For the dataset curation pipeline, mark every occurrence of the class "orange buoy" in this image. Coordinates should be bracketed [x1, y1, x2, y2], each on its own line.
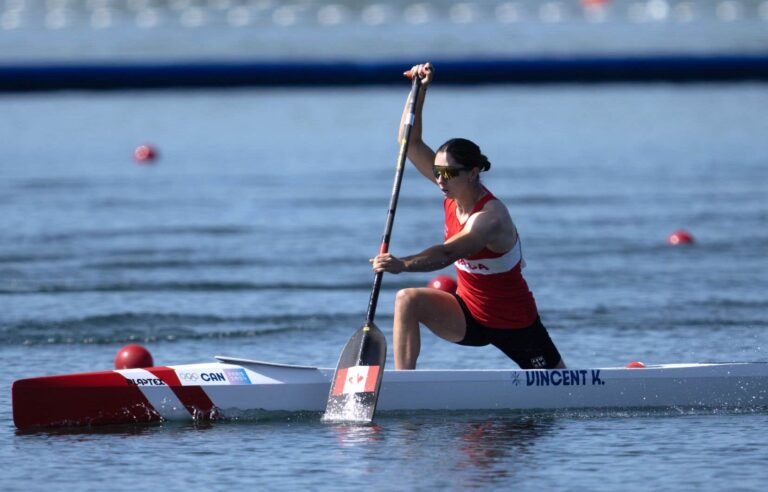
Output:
[626, 361, 646, 369]
[133, 144, 158, 164]
[428, 275, 457, 294]
[115, 344, 154, 369]
[667, 230, 694, 245]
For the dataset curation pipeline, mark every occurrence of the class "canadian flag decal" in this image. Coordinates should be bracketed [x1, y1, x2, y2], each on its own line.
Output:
[331, 365, 380, 396]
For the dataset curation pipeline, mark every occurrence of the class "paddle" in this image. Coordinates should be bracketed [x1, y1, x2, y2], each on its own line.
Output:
[322, 74, 423, 423]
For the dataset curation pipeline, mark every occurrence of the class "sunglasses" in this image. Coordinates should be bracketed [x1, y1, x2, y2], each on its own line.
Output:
[432, 165, 467, 180]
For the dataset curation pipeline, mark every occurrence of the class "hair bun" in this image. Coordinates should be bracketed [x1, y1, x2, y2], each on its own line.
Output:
[479, 154, 491, 172]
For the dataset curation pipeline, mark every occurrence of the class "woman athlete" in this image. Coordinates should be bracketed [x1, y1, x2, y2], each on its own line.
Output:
[371, 62, 565, 370]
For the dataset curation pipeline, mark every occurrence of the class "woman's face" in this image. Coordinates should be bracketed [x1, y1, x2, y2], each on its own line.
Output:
[433, 151, 476, 198]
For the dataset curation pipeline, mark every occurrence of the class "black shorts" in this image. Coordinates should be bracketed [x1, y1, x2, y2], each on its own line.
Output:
[453, 294, 563, 369]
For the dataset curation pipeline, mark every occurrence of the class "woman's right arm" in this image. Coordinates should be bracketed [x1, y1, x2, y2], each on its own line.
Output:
[399, 63, 437, 183]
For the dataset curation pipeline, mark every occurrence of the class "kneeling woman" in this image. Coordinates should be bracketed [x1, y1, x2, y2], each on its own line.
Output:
[371, 63, 565, 370]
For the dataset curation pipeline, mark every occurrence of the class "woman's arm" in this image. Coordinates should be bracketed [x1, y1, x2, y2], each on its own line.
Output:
[399, 63, 437, 182]
[371, 208, 504, 273]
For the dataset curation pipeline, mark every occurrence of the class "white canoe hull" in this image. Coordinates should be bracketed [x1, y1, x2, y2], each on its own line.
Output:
[201, 358, 768, 413]
[12, 358, 768, 429]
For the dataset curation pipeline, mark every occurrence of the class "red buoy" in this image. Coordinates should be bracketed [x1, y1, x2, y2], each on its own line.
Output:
[114, 344, 154, 369]
[133, 144, 157, 164]
[626, 361, 646, 369]
[667, 230, 694, 245]
[428, 275, 457, 294]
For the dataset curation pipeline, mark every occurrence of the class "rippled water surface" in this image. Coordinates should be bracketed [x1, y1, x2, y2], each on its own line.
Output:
[2, 82, 767, 490]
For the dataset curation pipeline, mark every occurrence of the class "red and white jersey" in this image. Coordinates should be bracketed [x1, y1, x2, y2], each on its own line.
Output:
[444, 189, 538, 329]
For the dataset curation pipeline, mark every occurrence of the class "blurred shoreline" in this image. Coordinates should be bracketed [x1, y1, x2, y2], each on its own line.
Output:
[2, 0, 767, 63]
[2, 0, 767, 90]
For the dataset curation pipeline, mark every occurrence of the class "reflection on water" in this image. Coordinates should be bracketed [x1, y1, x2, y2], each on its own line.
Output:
[14, 421, 163, 439]
[329, 422, 385, 446]
[455, 416, 556, 487]
[321, 412, 556, 485]
[324, 413, 559, 486]
[13, 419, 218, 439]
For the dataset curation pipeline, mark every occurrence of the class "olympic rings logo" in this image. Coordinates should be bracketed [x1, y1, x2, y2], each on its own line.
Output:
[177, 372, 199, 382]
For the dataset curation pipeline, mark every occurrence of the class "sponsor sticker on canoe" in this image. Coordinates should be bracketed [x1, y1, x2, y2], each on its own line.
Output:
[176, 370, 229, 386]
[223, 368, 251, 385]
[126, 377, 166, 386]
[119, 368, 168, 387]
[174, 368, 253, 386]
[331, 365, 380, 396]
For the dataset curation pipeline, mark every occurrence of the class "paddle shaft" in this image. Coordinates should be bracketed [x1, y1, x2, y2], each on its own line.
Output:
[365, 75, 422, 325]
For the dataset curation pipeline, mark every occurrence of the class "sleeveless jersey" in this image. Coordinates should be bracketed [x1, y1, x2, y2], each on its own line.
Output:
[444, 189, 538, 329]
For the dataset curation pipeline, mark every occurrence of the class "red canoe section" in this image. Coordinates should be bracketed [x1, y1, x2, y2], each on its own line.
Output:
[12, 370, 161, 430]
[145, 367, 217, 420]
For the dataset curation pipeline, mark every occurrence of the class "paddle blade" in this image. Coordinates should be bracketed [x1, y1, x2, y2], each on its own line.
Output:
[322, 323, 386, 423]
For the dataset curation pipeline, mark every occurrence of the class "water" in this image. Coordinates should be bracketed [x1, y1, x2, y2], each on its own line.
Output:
[2, 83, 767, 490]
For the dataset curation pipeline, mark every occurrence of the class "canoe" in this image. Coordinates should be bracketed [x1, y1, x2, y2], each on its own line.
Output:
[11, 357, 768, 429]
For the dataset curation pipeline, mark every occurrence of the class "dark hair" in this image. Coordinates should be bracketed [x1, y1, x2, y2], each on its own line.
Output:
[436, 138, 491, 172]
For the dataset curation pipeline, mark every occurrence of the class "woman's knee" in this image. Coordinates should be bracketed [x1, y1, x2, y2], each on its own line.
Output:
[394, 288, 425, 314]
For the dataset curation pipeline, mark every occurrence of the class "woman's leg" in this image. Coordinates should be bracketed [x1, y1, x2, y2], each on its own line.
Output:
[393, 288, 466, 369]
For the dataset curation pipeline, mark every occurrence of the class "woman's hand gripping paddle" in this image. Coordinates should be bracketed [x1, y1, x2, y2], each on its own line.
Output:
[322, 74, 423, 423]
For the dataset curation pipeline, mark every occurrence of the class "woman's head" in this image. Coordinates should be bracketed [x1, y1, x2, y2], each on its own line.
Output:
[436, 138, 491, 173]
